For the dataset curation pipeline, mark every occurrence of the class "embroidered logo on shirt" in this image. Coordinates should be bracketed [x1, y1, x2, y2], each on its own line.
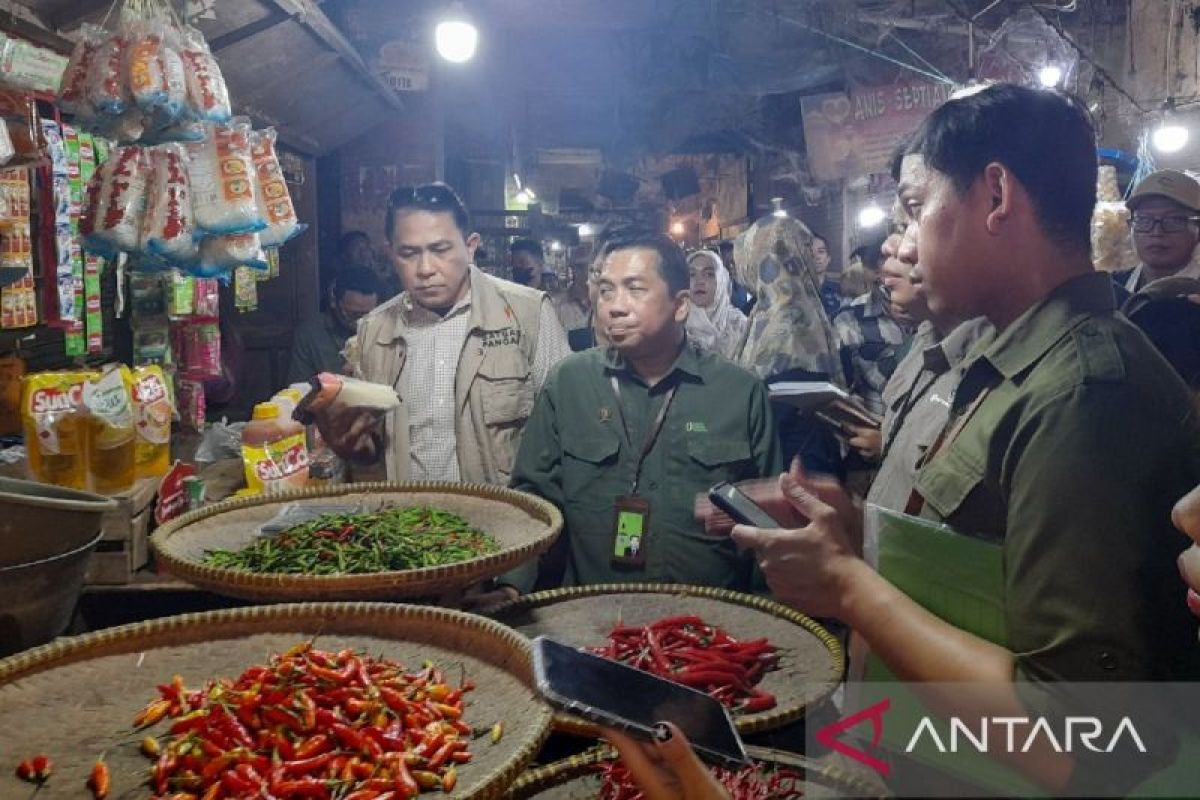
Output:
[685, 421, 708, 433]
[482, 327, 521, 348]
[599, 407, 612, 422]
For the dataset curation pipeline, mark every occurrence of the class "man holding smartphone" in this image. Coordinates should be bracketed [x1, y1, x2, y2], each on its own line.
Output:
[721, 85, 1200, 794]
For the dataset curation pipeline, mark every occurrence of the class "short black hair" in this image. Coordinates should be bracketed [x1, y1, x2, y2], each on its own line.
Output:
[812, 232, 828, 246]
[332, 266, 381, 300]
[717, 240, 734, 256]
[510, 238, 544, 260]
[602, 230, 690, 295]
[851, 238, 886, 272]
[908, 83, 1096, 251]
[339, 230, 369, 252]
[889, 134, 913, 182]
[386, 183, 471, 242]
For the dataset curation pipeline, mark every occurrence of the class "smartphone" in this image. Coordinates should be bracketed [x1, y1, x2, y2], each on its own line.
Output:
[532, 636, 749, 769]
[708, 481, 783, 529]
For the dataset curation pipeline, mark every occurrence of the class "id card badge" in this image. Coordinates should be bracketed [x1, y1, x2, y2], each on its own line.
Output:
[611, 495, 650, 568]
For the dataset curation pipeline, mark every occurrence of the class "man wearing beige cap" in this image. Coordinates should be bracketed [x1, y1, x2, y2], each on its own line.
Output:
[1120, 169, 1200, 292]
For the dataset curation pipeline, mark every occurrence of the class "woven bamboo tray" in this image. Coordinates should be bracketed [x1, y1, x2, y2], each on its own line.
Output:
[152, 482, 563, 601]
[0, 603, 552, 800]
[490, 584, 843, 735]
[506, 744, 889, 799]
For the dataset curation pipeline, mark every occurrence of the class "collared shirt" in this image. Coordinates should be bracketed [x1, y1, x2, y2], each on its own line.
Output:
[287, 310, 355, 384]
[1122, 255, 1200, 293]
[551, 293, 590, 334]
[506, 341, 784, 591]
[866, 317, 991, 513]
[396, 287, 570, 482]
[912, 271, 1200, 687]
[834, 288, 910, 416]
[400, 293, 474, 481]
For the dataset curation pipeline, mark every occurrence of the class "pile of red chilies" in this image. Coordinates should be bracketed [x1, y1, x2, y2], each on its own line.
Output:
[597, 760, 805, 800]
[590, 615, 780, 712]
[133, 642, 492, 800]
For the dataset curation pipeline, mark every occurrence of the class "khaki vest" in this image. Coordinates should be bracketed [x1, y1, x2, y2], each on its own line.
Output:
[352, 267, 544, 485]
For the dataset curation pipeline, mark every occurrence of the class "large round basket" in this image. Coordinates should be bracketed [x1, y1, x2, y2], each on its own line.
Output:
[0, 603, 552, 800]
[506, 744, 888, 799]
[151, 482, 563, 602]
[490, 584, 843, 735]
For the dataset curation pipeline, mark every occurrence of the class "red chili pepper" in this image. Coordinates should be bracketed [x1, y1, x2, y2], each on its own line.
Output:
[283, 751, 338, 775]
[220, 768, 258, 793]
[273, 776, 332, 798]
[87, 759, 110, 799]
[293, 733, 331, 760]
[134, 697, 174, 728]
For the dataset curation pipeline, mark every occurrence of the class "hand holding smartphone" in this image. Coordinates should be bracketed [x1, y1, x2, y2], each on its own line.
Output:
[708, 481, 784, 529]
[532, 637, 749, 769]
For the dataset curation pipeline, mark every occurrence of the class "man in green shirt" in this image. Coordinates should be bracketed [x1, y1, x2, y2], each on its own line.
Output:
[286, 266, 380, 384]
[729, 85, 1200, 793]
[495, 231, 783, 600]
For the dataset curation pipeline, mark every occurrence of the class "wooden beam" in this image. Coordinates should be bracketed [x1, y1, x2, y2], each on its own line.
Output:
[0, 9, 72, 53]
[265, 0, 404, 112]
[209, 9, 295, 53]
[48, 0, 109, 31]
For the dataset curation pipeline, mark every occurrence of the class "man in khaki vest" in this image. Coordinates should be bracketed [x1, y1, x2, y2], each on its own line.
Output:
[317, 183, 569, 485]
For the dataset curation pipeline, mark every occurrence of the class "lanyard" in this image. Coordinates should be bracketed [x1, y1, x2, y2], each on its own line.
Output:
[610, 375, 677, 495]
[880, 369, 940, 463]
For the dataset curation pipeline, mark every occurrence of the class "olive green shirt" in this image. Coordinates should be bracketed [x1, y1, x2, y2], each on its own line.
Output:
[506, 342, 784, 592]
[912, 272, 1200, 687]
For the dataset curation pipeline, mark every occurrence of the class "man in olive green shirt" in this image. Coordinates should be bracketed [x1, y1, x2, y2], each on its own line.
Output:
[730, 86, 1200, 794]
[500, 231, 782, 597]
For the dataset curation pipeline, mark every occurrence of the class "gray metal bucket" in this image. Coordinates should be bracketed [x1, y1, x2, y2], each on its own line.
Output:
[0, 477, 117, 656]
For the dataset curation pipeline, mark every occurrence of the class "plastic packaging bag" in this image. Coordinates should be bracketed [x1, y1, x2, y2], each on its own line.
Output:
[180, 27, 231, 123]
[178, 320, 221, 380]
[88, 145, 148, 252]
[131, 364, 173, 478]
[56, 24, 105, 116]
[197, 232, 269, 276]
[87, 31, 131, 116]
[126, 21, 167, 111]
[189, 121, 263, 235]
[0, 89, 45, 168]
[139, 143, 197, 261]
[249, 128, 304, 247]
[176, 376, 206, 432]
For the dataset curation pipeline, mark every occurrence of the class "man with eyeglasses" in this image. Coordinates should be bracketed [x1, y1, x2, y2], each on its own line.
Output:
[1118, 169, 1200, 293]
[317, 182, 570, 486]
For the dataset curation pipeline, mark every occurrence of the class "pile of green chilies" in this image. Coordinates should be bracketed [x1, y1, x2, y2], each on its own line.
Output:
[204, 506, 500, 575]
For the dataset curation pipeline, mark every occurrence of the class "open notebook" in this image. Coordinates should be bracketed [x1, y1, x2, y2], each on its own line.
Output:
[768, 381, 882, 431]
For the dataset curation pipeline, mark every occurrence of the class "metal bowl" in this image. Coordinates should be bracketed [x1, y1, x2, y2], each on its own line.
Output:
[0, 477, 116, 656]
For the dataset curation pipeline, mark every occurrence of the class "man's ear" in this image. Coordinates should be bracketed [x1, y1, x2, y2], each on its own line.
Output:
[983, 162, 1014, 235]
[674, 290, 692, 323]
[465, 232, 482, 260]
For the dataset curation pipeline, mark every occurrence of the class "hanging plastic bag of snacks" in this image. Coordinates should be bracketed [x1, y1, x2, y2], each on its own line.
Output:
[87, 145, 148, 253]
[179, 320, 221, 380]
[196, 231, 269, 276]
[189, 120, 264, 235]
[86, 30, 131, 117]
[126, 20, 168, 112]
[139, 143, 197, 261]
[56, 24, 105, 117]
[180, 26, 231, 123]
[0, 90, 45, 168]
[249, 128, 305, 247]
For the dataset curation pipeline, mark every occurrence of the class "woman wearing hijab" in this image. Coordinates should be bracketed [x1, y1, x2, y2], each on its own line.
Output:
[733, 215, 846, 476]
[685, 249, 748, 360]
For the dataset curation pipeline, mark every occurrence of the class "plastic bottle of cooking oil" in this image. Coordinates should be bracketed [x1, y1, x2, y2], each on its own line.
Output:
[22, 371, 89, 490]
[84, 365, 136, 494]
[132, 365, 173, 478]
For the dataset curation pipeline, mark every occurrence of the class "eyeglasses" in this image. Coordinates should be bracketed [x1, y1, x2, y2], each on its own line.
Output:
[387, 184, 462, 210]
[1130, 214, 1200, 234]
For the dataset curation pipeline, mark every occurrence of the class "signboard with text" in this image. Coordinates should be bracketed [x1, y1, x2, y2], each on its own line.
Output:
[801, 80, 952, 181]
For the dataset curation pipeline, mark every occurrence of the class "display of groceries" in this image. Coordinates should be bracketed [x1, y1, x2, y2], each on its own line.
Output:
[11, 643, 495, 798]
[204, 506, 501, 575]
[22, 364, 175, 492]
[596, 757, 805, 800]
[59, 7, 304, 278]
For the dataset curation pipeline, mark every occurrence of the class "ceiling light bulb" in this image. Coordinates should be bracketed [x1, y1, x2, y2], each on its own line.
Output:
[1038, 65, 1063, 88]
[770, 197, 787, 218]
[858, 204, 886, 228]
[1153, 122, 1190, 153]
[578, 223, 595, 237]
[435, 14, 478, 63]
[670, 221, 686, 236]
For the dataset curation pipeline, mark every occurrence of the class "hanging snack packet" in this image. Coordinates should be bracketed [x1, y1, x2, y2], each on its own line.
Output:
[249, 128, 304, 246]
[126, 20, 168, 111]
[139, 143, 196, 260]
[0, 89, 45, 168]
[88, 145, 148, 252]
[87, 31, 131, 116]
[189, 120, 263, 235]
[196, 231, 269, 275]
[56, 24, 104, 116]
[179, 320, 221, 380]
[180, 27, 231, 123]
[22, 371, 89, 489]
[175, 376, 205, 433]
[131, 364, 173, 478]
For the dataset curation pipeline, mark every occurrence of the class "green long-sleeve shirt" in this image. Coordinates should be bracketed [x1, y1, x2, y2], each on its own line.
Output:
[912, 272, 1200, 689]
[506, 343, 784, 592]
